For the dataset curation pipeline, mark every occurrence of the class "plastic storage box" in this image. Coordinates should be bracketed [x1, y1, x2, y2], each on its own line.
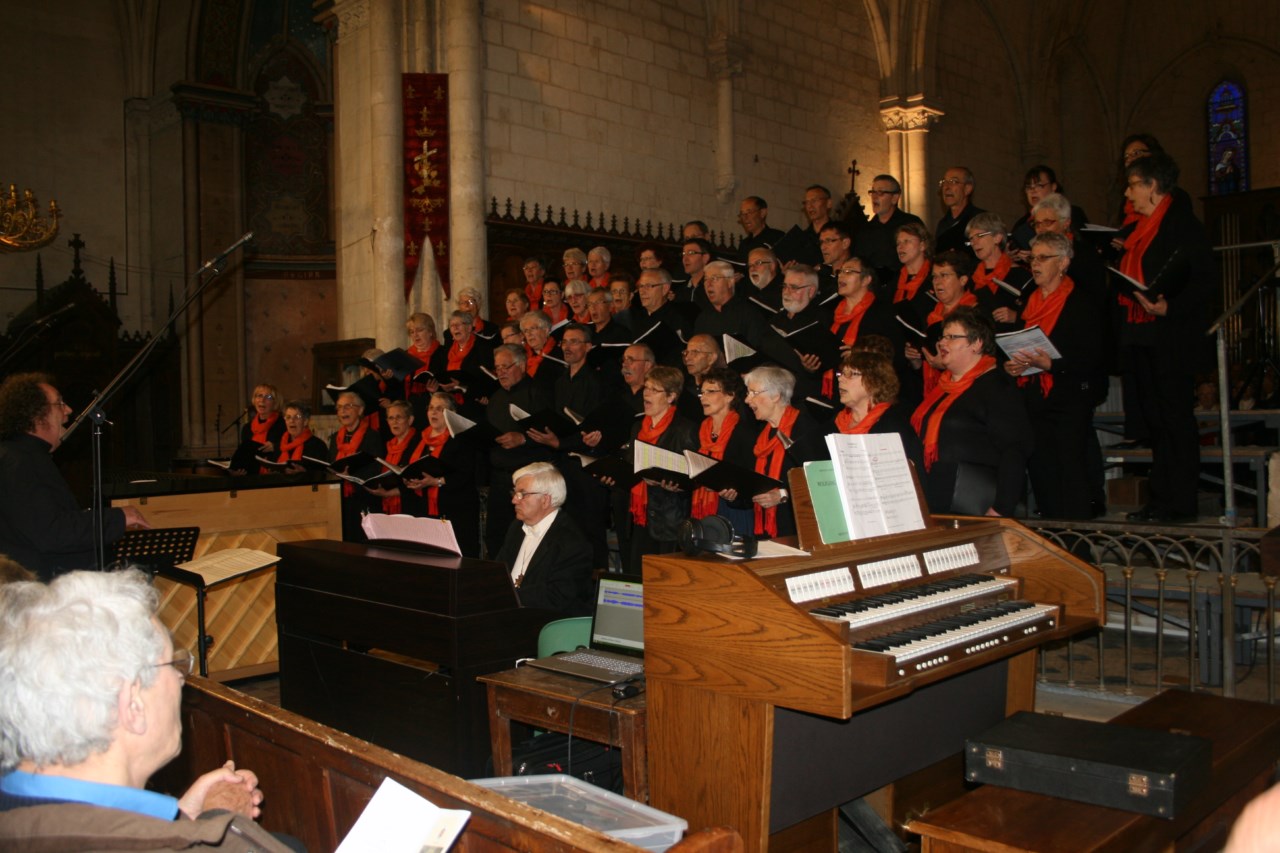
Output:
[470, 774, 687, 851]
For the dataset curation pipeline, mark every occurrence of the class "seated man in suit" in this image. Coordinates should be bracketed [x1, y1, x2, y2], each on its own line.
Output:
[496, 462, 593, 616]
[0, 569, 294, 851]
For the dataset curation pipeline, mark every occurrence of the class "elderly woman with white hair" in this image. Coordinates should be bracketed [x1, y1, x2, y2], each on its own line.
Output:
[965, 211, 1032, 331]
[0, 570, 292, 850]
[452, 285, 495, 342]
[587, 246, 612, 289]
[1004, 232, 1104, 519]
[561, 248, 589, 288]
[563, 278, 592, 326]
[743, 365, 827, 539]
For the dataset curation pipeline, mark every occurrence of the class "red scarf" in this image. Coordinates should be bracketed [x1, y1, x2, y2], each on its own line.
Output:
[753, 407, 799, 537]
[277, 429, 313, 462]
[911, 355, 997, 470]
[970, 253, 1012, 296]
[408, 341, 438, 363]
[830, 291, 875, 345]
[1118, 194, 1172, 326]
[543, 302, 569, 325]
[895, 261, 932, 303]
[573, 310, 592, 325]
[526, 338, 557, 376]
[249, 412, 280, 444]
[836, 402, 890, 435]
[1017, 277, 1075, 397]
[405, 341, 440, 398]
[447, 335, 476, 371]
[335, 420, 371, 497]
[411, 428, 450, 515]
[525, 279, 544, 306]
[589, 274, 610, 290]
[629, 407, 677, 527]
[922, 292, 979, 396]
[379, 428, 417, 515]
[691, 411, 739, 518]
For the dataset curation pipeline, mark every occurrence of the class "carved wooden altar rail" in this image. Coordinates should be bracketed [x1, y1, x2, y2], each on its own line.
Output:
[162, 678, 742, 853]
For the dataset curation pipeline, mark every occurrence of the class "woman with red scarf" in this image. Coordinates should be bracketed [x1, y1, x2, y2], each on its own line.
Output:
[822, 257, 904, 403]
[744, 366, 825, 539]
[398, 392, 481, 556]
[690, 368, 756, 537]
[1004, 233, 1104, 519]
[231, 384, 286, 474]
[364, 400, 417, 516]
[893, 222, 934, 314]
[329, 389, 386, 542]
[564, 279, 592, 326]
[434, 310, 493, 419]
[1115, 152, 1212, 523]
[966, 212, 1032, 333]
[539, 281, 570, 328]
[622, 366, 697, 567]
[835, 351, 922, 472]
[906, 250, 981, 398]
[275, 400, 327, 474]
[450, 287, 496, 344]
[910, 307, 1032, 517]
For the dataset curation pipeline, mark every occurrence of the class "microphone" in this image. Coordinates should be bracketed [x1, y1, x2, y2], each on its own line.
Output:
[32, 303, 76, 326]
[195, 231, 255, 275]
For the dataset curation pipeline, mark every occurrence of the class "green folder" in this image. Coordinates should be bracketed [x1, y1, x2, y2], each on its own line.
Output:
[803, 460, 850, 545]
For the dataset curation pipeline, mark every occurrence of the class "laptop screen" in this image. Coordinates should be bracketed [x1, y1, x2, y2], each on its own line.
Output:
[591, 575, 644, 655]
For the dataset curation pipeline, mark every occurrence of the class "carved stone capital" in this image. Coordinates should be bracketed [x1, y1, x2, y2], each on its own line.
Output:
[707, 35, 747, 79]
[880, 104, 945, 133]
[331, 0, 369, 41]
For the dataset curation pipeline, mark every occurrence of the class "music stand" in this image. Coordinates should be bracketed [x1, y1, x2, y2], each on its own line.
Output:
[113, 527, 218, 675]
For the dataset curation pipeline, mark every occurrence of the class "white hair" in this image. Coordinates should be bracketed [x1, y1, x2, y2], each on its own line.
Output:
[0, 569, 165, 769]
[588, 246, 611, 264]
[744, 365, 796, 404]
[512, 461, 567, 508]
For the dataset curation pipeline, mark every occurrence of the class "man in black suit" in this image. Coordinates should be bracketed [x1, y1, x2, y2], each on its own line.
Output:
[496, 462, 594, 615]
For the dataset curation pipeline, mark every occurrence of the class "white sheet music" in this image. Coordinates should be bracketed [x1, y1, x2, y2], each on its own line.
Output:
[176, 548, 279, 585]
[824, 433, 925, 540]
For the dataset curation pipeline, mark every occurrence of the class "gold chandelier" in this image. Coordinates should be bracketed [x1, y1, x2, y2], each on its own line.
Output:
[0, 183, 60, 253]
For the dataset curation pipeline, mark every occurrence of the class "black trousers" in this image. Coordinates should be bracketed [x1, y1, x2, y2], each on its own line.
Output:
[1027, 397, 1095, 519]
[1128, 345, 1199, 516]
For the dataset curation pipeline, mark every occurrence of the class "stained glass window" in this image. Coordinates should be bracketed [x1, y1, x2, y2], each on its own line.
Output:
[1208, 81, 1247, 195]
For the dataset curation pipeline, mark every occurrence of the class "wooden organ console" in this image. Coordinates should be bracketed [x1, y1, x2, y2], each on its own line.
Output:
[644, 479, 1105, 852]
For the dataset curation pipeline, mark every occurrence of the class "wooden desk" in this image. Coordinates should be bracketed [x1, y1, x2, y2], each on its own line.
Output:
[480, 666, 649, 801]
[907, 690, 1280, 852]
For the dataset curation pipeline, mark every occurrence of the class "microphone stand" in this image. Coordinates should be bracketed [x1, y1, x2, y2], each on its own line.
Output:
[62, 232, 253, 570]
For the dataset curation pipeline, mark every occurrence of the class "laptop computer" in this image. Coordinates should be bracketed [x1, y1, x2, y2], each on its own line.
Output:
[525, 575, 645, 683]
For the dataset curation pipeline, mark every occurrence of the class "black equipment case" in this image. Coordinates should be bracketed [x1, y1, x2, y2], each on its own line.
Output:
[965, 711, 1212, 819]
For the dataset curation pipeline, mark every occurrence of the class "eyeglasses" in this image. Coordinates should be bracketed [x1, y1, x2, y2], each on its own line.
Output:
[938, 334, 971, 343]
[1023, 180, 1051, 191]
[837, 266, 866, 277]
[151, 648, 195, 677]
[1032, 219, 1059, 230]
[511, 489, 546, 501]
[745, 388, 767, 397]
[938, 177, 965, 187]
[747, 259, 774, 268]
[698, 387, 724, 397]
[964, 231, 993, 247]
[252, 393, 275, 401]
[867, 189, 898, 196]
[781, 282, 812, 292]
[839, 369, 862, 379]
[705, 274, 733, 283]
[681, 249, 706, 257]
[1029, 253, 1062, 264]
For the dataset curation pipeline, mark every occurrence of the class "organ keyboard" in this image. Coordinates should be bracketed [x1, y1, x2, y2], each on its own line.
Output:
[644, 515, 1105, 852]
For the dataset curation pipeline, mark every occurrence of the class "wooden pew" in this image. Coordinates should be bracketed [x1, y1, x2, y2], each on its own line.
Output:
[162, 677, 740, 853]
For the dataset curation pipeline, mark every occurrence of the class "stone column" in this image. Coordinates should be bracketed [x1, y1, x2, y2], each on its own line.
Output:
[705, 0, 745, 205]
[880, 103, 944, 217]
[369, 0, 405, 348]
[444, 0, 485, 317]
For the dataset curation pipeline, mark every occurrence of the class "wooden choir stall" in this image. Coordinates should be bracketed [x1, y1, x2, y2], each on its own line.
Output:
[642, 465, 1106, 852]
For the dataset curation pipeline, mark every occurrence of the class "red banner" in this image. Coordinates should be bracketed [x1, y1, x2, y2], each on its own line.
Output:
[403, 73, 449, 299]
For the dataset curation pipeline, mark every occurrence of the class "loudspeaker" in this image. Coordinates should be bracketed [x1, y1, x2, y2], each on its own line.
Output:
[678, 515, 758, 559]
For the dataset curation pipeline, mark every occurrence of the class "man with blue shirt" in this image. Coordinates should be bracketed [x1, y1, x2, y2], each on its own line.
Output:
[0, 569, 292, 851]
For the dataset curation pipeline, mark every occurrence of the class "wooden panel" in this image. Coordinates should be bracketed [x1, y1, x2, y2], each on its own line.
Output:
[114, 482, 341, 680]
[648, 680, 774, 853]
[168, 677, 706, 852]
